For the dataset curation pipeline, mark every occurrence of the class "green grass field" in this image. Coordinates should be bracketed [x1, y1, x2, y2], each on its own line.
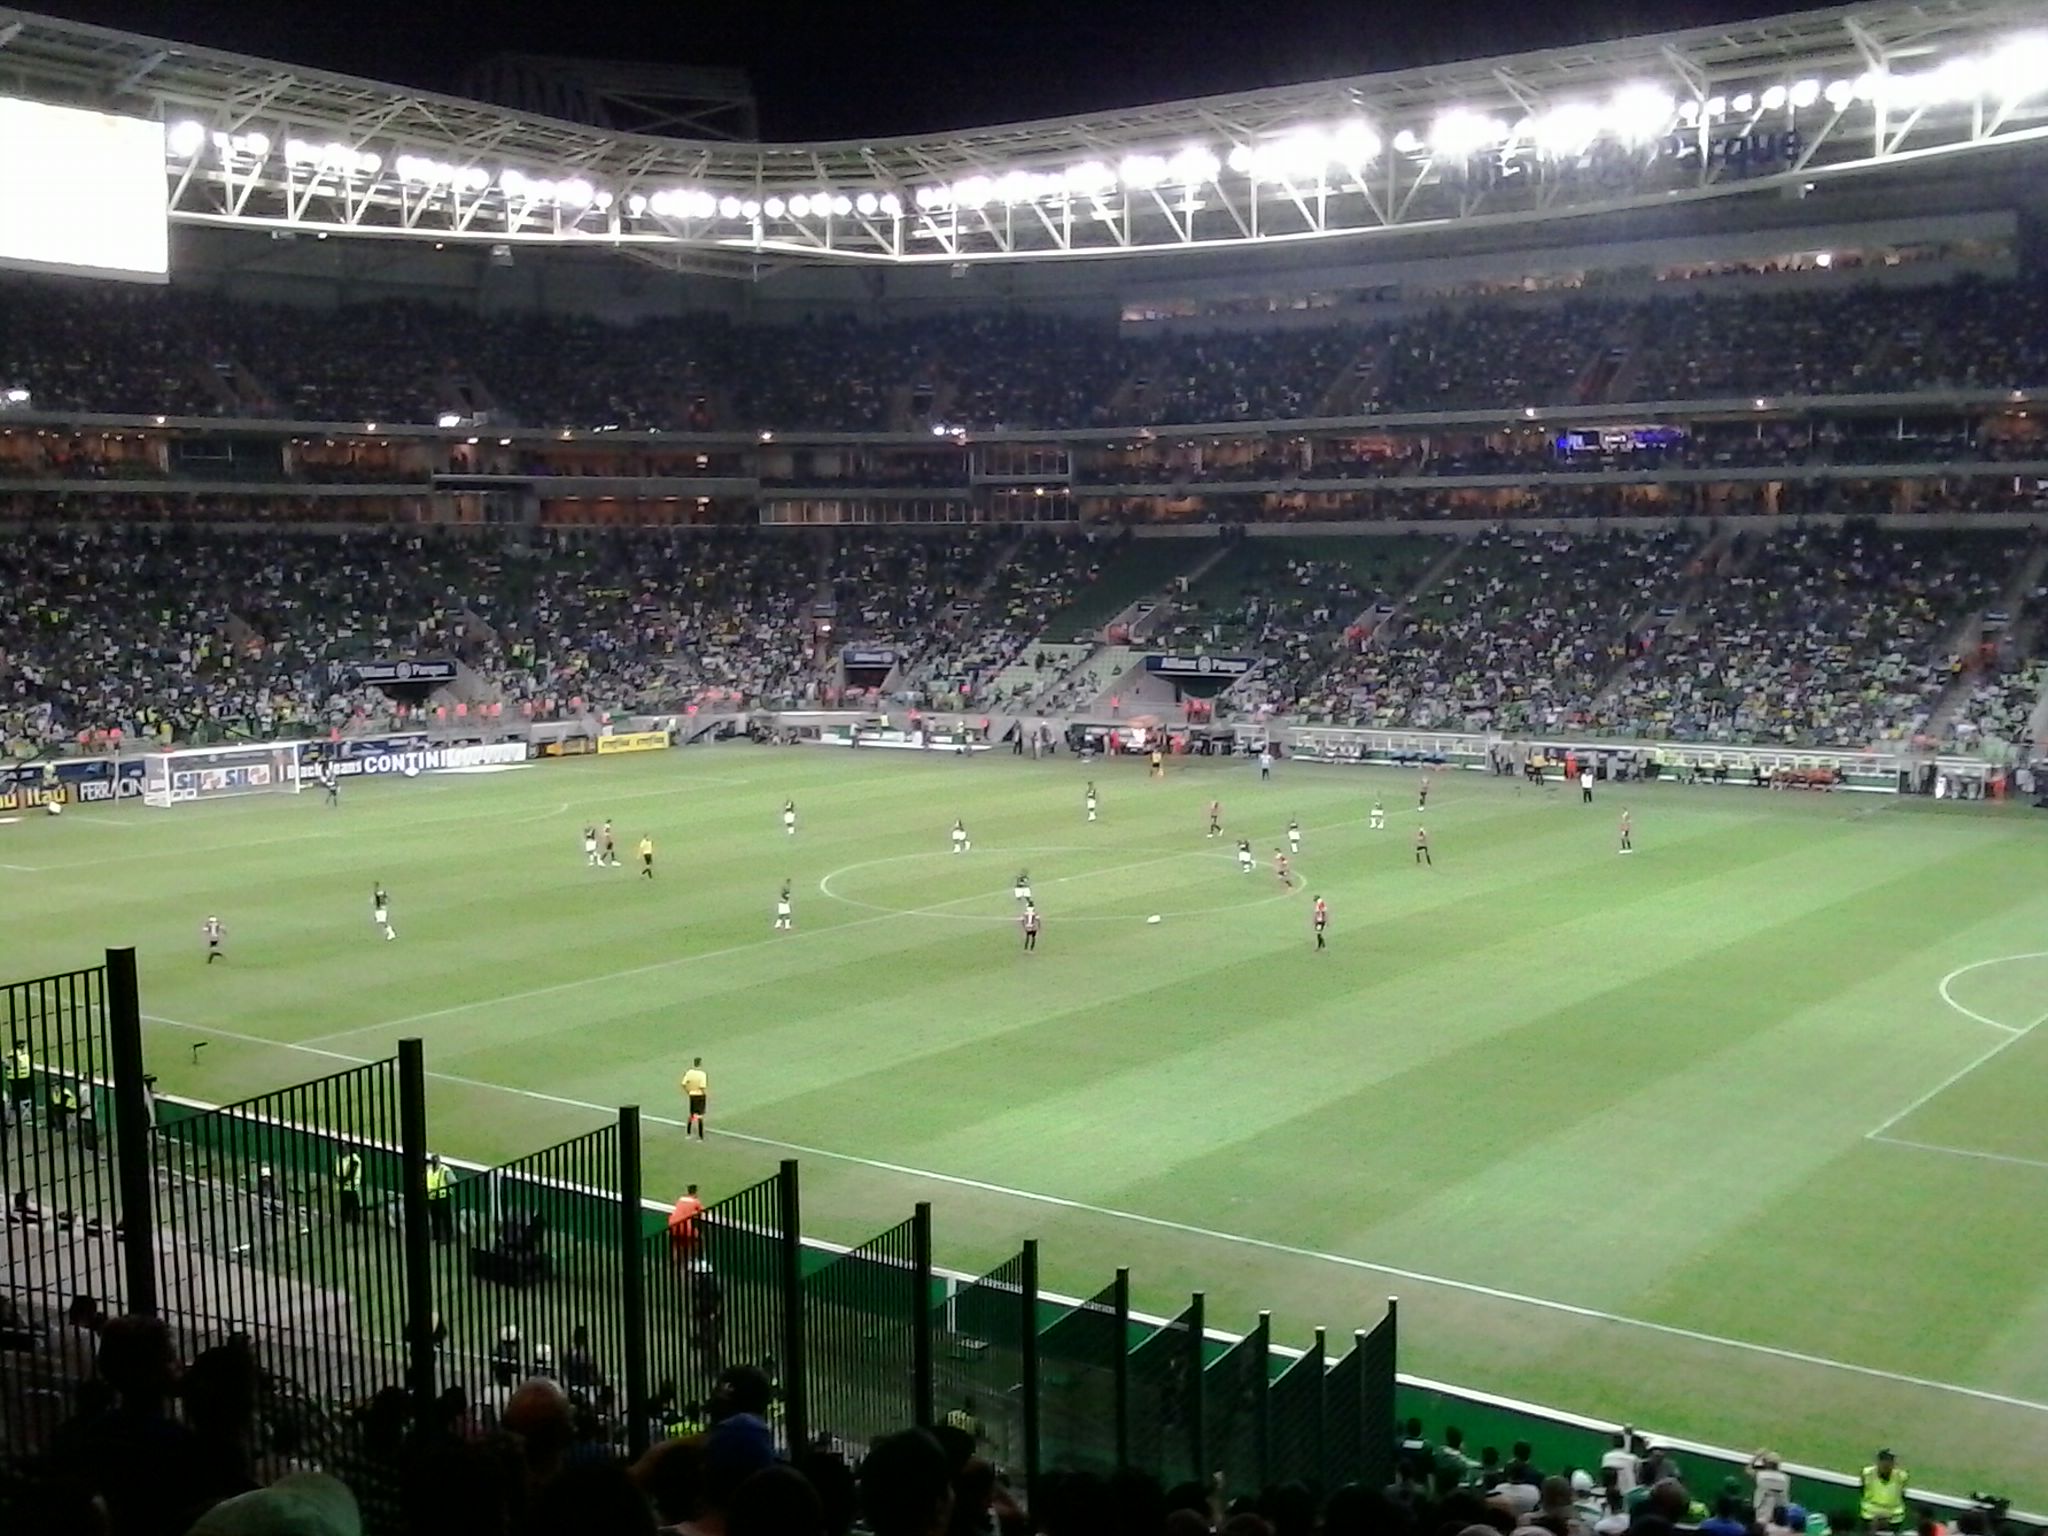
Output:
[6, 746, 2048, 1501]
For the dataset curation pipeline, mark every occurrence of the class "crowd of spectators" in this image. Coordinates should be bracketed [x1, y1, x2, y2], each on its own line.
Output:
[1303, 529, 1701, 733]
[1592, 526, 2021, 748]
[14, 1307, 1982, 1536]
[1, 515, 2040, 755]
[12, 273, 2048, 435]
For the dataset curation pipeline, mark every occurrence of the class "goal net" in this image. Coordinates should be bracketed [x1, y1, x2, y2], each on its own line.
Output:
[141, 741, 305, 808]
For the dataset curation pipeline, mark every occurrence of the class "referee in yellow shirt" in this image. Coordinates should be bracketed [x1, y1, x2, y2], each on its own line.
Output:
[638, 834, 655, 879]
[680, 1057, 708, 1140]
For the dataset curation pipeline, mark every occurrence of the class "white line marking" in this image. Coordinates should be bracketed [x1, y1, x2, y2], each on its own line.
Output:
[300, 907, 916, 1042]
[817, 844, 1299, 923]
[1935, 951, 2048, 1035]
[1867, 1005, 2048, 1142]
[134, 1010, 2048, 1419]
[310, 835, 1319, 1045]
[1869, 1134, 2048, 1172]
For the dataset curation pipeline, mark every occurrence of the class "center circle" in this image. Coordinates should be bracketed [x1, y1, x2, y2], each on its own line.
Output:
[818, 844, 1307, 924]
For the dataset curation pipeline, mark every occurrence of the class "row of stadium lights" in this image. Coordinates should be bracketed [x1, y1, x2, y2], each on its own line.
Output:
[160, 34, 2047, 223]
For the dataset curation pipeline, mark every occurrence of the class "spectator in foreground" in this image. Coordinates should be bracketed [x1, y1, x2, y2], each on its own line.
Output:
[859, 1429, 954, 1536]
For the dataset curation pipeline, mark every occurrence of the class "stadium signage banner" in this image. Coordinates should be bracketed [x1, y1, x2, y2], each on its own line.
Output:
[842, 646, 898, 668]
[1145, 655, 1255, 680]
[350, 742, 529, 777]
[595, 730, 672, 755]
[353, 659, 458, 686]
[0, 757, 148, 808]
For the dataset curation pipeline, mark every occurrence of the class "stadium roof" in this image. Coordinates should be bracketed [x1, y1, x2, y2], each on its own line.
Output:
[1, 0, 2045, 276]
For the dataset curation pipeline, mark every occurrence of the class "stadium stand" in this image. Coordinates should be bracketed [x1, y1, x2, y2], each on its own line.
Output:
[9, 273, 2048, 432]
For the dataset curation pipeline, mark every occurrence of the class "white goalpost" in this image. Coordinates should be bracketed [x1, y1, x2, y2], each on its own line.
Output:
[140, 741, 307, 808]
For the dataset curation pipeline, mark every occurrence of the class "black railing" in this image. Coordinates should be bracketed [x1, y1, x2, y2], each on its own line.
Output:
[1, 950, 1399, 1530]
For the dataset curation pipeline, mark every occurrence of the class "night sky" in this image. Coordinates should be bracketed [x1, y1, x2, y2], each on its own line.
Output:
[36, 0, 1803, 141]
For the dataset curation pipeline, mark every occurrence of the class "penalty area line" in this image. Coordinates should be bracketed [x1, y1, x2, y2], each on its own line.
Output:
[136, 1010, 2048, 1420]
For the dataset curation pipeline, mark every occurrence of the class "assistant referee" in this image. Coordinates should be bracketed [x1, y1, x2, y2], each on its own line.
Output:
[680, 1058, 708, 1140]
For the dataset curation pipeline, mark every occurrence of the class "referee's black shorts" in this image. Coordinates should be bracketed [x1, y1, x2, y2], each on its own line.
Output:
[688, 1094, 707, 1118]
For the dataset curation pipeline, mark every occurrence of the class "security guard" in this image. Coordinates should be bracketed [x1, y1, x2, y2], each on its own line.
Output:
[1860, 1449, 1908, 1532]
[48, 1076, 79, 1135]
[5, 1039, 32, 1125]
[944, 1396, 986, 1443]
[425, 1153, 454, 1243]
[335, 1149, 365, 1224]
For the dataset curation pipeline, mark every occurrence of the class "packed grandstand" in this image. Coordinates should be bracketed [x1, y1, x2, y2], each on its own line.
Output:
[7, 0, 2048, 1534]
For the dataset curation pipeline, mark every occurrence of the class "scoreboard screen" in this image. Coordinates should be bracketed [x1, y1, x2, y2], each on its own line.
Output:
[0, 96, 168, 282]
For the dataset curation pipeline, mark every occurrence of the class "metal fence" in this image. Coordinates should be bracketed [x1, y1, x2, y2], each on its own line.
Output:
[1, 949, 1401, 1526]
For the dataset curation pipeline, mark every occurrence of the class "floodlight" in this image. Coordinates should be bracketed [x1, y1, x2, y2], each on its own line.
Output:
[915, 185, 941, 209]
[1703, 95, 1727, 117]
[1853, 72, 1880, 102]
[1676, 100, 1701, 124]
[1985, 35, 2048, 99]
[1823, 79, 1854, 107]
[360, 152, 381, 175]
[1118, 154, 1167, 189]
[1533, 101, 1601, 155]
[559, 178, 594, 207]
[763, 195, 786, 217]
[167, 119, 205, 157]
[1930, 57, 1984, 101]
[830, 193, 852, 215]
[1606, 83, 1674, 141]
[1730, 92, 1755, 113]
[879, 192, 902, 217]
[855, 191, 878, 215]
[461, 168, 489, 192]
[1814, 251, 1832, 267]
[1760, 84, 1788, 111]
[718, 195, 742, 218]
[1428, 108, 1506, 157]
[627, 192, 648, 216]
[1226, 143, 1253, 173]
[244, 133, 270, 157]
[436, 412, 463, 428]
[1789, 78, 1821, 107]
[1165, 145, 1219, 185]
[1064, 160, 1115, 195]
[1392, 128, 1422, 153]
[952, 176, 993, 208]
[1331, 119, 1381, 163]
[2, 387, 30, 405]
[788, 193, 811, 217]
[740, 199, 760, 218]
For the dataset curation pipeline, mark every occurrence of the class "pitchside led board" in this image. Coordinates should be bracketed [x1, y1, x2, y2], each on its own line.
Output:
[0, 96, 169, 282]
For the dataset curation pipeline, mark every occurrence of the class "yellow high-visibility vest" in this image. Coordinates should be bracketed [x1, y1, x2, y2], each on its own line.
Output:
[1860, 1465, 1908, 1524]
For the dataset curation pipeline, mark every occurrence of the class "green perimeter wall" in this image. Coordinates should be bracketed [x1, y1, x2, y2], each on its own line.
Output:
[153, 1094, 2036, 1527]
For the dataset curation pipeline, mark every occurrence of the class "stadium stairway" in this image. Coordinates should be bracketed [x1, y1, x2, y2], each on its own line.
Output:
[1349, 535, 1471, 655]
[1314, 336, 1389, 416]
[1578, 525, 1732, 713]
[989, 641, 1092, 706]
[1919, 537, 2048, 746]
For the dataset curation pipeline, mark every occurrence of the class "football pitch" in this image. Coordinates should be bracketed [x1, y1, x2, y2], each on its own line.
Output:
[6, 746, 2048, 1501]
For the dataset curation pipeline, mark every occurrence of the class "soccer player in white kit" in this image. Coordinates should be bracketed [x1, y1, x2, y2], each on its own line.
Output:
[783, 799, 797, 835]
[1287, 818, 1301, 855]
[1370, 797, 1385, 831]
[951, 819, 970, 854]
[1013, 869, 1033, 905]
[1085, 782, 1098, 822]
[775, 881, 793, 930]
[372, 883, 395, 941]
[1236, 838, 1255, 873]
